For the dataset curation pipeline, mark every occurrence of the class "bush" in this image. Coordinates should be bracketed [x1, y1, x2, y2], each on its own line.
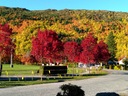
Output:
[114, 65, 121, 70]
[56, 83, 85, 96]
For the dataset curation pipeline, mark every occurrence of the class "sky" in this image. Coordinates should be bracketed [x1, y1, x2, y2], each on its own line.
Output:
[0, 0, 128, 12]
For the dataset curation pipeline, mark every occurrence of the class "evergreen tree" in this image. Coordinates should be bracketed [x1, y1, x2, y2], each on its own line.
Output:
[106, 32, 116, 60]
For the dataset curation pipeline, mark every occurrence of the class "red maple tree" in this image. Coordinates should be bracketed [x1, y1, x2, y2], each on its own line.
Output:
[80, 33, 110, 65]
[64, 41, 82, 62]
[0, 24, 14, 76]
[96, 40, 110, 62]
[31, 30, 63, 64]
[80, 33, 98, 64]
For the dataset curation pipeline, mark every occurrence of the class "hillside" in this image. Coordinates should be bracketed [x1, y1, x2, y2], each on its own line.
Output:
[1, 6, 128, 60]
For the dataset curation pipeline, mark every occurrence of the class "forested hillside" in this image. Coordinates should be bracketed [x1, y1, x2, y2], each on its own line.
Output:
[1, 6, 128, 64]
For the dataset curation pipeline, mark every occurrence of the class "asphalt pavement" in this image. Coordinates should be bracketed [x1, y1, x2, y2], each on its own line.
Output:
[0, 70, 128, 96]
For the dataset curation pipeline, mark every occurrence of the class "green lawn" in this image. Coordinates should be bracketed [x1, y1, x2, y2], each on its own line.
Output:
[2, 64, 40, 76]
[2, 64, 88, 76]
[2, 64, 40, 70]
[0, 64, 108, 88]
[2, 64, 104, 76]
[0, 80, 58, 88]
[0, 72, 108, 88]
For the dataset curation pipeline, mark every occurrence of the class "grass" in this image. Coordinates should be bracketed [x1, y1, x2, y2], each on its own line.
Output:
[0, 71, 108, 88]
[3, 64, 39, 70]
[2, 64, 88, 76]
[0, 80, 59, 88]
[0, 64, 108, 88]
[0, 73, 107, 88]
[2, 64, 40, 76]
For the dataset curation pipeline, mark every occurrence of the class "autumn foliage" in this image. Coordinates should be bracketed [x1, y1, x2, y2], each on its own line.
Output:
[96, 41, 110, 62]
[31, 30, 63, 63]
[0, 7, 116, 65]
[0, 24, 14, 75]
[0, 22, 110, 66]
[63, 33, 110, 64]
[30, 30, 110, 65]
[0, 23, 112, 71]
[64, 41, 82, 62]
[80, 33, 98, 64]
[0, 24, 14, 63]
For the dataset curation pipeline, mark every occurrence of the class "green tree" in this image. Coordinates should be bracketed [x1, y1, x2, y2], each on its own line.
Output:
[106, 32, 116, 60]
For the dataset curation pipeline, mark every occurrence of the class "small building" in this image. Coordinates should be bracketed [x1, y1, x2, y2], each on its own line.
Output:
[118, 57, 125, 65]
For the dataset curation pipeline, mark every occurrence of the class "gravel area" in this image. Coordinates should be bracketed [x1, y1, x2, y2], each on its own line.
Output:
[0, 70, 128, 96]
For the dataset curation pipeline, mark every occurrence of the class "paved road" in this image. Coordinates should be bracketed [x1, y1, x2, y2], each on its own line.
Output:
[0, 70, 128, 96]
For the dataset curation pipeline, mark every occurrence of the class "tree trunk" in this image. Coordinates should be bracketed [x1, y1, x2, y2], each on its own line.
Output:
[10, 51, 13, 68]
[0, 56, 2, 76]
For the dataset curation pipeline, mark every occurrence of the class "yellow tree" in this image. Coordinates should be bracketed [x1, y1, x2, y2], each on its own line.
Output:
[115, 31, 128, 59]
[15, 21, 46, 58]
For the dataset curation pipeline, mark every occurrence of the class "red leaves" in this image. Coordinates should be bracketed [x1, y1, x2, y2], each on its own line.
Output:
[64, 33, 110, 64]
[81, 33, 97, 51]
[64, 41, 82, 62]
[0, 24, 13, 58]
[31, 30, 110, 64]
[80, 33, 97, 64]
[0, 24, 12, 36]
[31, 30, 63, 63]
[97, 41, 110, 62]
[80, 33, 110, 64]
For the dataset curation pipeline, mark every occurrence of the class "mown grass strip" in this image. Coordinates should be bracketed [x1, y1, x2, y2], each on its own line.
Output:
[0, 70, 108, 88]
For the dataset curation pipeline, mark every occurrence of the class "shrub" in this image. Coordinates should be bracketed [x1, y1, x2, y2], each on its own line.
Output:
[56, 83, 85, 96]
[114, 65, 121, 70]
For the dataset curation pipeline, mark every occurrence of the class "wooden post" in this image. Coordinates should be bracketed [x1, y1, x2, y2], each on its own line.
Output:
[0, 56, 2, 76]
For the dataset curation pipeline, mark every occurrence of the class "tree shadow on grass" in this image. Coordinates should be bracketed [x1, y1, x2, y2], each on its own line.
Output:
[96, 92, 119, 96]
[82, 73, 107, 76]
